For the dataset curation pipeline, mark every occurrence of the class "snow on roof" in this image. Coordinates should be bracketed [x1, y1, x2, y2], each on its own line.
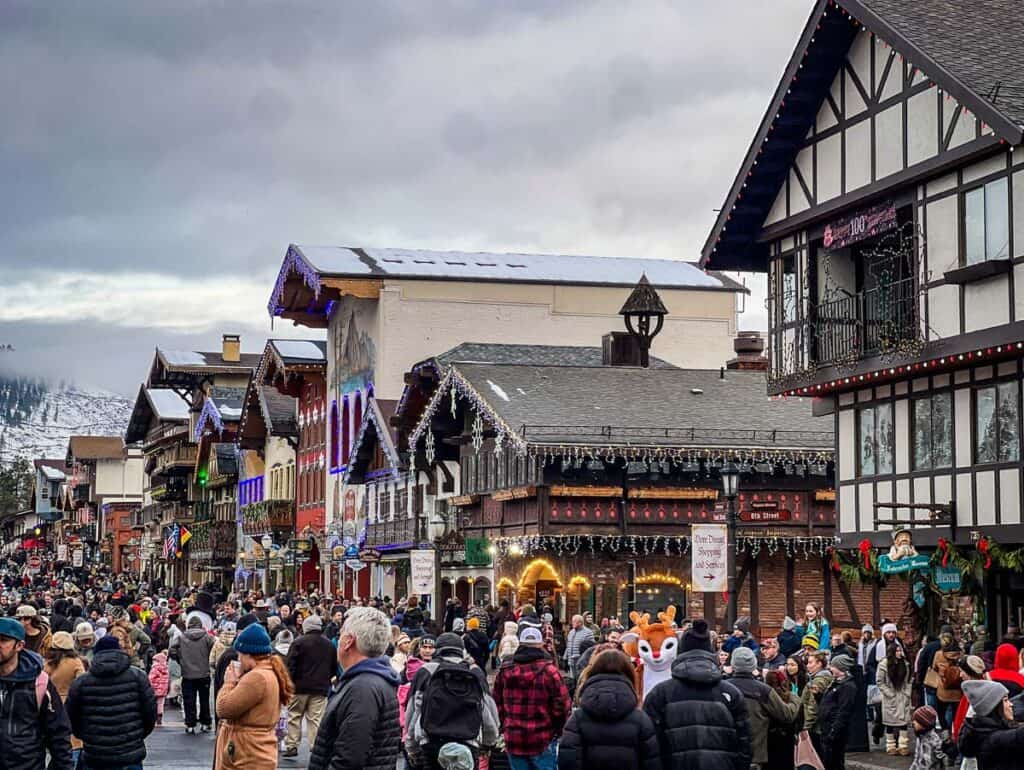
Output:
[145, 389, 189, 422]
[271, 339, 327, 361]
[159, 349, 209, 367]
[40, 465, 65, 481]
[292, 245, 739, 290]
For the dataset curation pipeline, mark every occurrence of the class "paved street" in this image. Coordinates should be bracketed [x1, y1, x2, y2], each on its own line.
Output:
[144, 702, 310, 770]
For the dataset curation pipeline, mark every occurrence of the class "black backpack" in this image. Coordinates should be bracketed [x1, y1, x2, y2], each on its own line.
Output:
[420, 661, 484, 742]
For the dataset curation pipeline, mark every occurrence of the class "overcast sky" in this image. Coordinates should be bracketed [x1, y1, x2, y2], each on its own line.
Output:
[0, 1, 812, 395]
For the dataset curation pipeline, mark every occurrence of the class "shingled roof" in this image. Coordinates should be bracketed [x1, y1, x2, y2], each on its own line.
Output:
[434, 342, 677, 369]
[67, 436, 124, 461]
[433, 363, 833, 451]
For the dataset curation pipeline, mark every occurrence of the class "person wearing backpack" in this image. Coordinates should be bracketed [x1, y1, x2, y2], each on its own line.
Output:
[0, 616, 74, 770]
[406, 632, 499, 769]
[933, 633, 963, 729]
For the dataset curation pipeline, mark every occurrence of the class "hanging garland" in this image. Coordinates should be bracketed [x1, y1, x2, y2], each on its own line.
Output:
[932, 537, 1024, 575]
[829, 545, 885, 586]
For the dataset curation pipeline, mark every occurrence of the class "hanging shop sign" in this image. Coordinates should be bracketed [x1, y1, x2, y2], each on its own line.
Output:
[464, 538, 493, 567]
[691, 524, 728, 593]
[56, 544, 67, 562]
[823, 200, 898, 249]
[331, 546, 346, 562]
[72, 548, 83, 567]
[358, 548, 382, 564]
[410, 549, 436, 594]
[878, 528, 931, 574]
[345, 559, 366, 572]
[932, 565, 962, 593]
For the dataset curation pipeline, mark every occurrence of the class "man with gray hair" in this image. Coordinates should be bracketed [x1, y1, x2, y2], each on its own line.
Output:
[308, 607, 401, 770]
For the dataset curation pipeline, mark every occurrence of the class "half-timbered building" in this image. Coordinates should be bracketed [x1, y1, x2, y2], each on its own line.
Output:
[702, 0, 1024, 631]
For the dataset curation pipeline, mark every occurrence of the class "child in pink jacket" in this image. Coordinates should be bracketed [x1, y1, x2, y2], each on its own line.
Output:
[148, 650, 170, 725]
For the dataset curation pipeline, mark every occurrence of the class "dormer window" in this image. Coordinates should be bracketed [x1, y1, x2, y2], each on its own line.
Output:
[963, 177, 1009, 265]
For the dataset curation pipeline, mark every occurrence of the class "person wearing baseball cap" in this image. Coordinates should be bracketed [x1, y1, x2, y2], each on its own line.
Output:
[0, 615, 73, 768]
[281, 612, 336, 757]
[493, 624, 570, 767]
[16, 604, 52, 657]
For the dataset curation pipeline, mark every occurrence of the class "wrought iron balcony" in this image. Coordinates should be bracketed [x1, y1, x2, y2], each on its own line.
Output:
[815, 277, 919, 366]
[770, 276, 920, 389]
[241, 499, 295, 537]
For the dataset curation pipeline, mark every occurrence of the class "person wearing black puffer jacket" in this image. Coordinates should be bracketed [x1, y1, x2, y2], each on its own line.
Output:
[558, 649, 660, 770]
[308, 607, 400, 770]
[65, 635, 157, 770]
[816, 655, 859, 770]
[643, 618, 752, 770]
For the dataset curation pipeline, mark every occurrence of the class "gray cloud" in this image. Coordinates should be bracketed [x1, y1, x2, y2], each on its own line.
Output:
[2, 0, 809, 390]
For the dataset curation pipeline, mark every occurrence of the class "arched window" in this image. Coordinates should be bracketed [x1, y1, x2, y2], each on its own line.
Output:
[353, 391, 363, 454]
[330, 401, 339, 469]
[341, 397, 351, 466]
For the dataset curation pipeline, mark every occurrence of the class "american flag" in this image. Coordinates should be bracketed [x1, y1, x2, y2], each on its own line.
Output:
[164, 525, 178, 559]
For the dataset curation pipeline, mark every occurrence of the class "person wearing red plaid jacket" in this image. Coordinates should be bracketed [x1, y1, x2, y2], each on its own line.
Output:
[493, 626, 570, 770]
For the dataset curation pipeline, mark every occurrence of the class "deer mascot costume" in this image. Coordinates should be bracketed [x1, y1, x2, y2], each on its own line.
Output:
[621, 606, 683, 700]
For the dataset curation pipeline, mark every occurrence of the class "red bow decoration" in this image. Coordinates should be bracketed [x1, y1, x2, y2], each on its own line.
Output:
[858, 539, 872, 570]
[978, 537, 992, 569]
[938, 537, 949, 568]
[828, 547, 842, 574]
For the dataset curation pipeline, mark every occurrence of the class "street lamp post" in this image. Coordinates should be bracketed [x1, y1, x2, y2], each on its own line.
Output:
[720, 462, 741, 632]
[261, 534, 272, 596]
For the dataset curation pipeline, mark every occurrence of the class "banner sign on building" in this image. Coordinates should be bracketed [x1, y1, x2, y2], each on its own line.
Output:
[57, 544, 67, 562]
[823, 200, 898, 249]
[72, 548, 83, 567]
[410, 549, 436, 594]
[691, 524, 728, 593]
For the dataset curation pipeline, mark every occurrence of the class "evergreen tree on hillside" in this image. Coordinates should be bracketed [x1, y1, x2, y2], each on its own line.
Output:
[0, 458, 32, 515]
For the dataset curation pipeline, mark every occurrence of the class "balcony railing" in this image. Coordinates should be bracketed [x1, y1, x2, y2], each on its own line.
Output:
[150, 479, 187, 502]
[150, 444, 197, 476]
[815, 277, 918, 366]
[192, 502, 213, 522]
[366, 516, 418, 548]
[189, 520, 236, 563]
[213, 500, 237, 522]
[241, 499, 295, 537]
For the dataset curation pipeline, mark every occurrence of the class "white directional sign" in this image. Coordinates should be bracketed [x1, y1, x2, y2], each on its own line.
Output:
[691, 524, 728, 593]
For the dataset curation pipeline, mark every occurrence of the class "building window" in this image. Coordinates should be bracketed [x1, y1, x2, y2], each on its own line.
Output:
[341, 397, 351, 466]
[964, 177, 1009, 265]
[330, 402, 339, 469]
[781, 254, 798, 323]
[975, 382, 1020, 463]
[858, 403, 894, 476]
[913, 393, 953, 470]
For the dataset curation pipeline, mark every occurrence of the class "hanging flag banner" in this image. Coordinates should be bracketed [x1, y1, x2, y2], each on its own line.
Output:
[179, 525, 192, 548]
[691, 524, 729, 593]
[410, 549, 436, 594]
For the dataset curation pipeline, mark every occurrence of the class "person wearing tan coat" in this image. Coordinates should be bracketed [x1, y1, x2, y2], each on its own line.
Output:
[44, 632, 87, 758]
[215, 624, 293, 770]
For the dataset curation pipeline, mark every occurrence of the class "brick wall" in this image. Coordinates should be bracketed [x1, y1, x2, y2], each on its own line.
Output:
[696, 551, 910, 637]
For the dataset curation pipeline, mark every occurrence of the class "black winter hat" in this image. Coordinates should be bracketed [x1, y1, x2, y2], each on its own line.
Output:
[682, 618, 711, 652]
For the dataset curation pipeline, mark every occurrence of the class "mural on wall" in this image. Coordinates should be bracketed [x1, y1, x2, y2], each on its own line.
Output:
[331, 296, 376, 395]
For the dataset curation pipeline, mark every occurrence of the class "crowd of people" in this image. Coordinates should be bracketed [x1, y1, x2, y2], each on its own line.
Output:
[4, 565, 1024, 770]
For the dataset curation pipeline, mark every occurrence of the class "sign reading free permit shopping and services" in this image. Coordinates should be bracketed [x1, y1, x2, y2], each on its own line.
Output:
[691, 524, 728, 593]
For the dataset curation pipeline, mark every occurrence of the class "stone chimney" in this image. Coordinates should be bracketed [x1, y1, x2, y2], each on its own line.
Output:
[726, 330, 767, 371]
[222, 334, 241, 363]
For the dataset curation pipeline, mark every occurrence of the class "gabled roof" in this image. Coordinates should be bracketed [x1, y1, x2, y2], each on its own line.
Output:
[342, 398, 402, 485]
[254, 338, 328, 388]
[700, 0, 1024, 271]
[408, 363, 833, 455]
[392, 342, 678, 451]
[269, 339, 327, 364]
[260, 387, 297, 436]
[125, 386, 190, 444]
[67, 436, 124, 461]
[147, 345, 260, 387]
[194, 386, 246, 441]
[268, 244, 746, 321]
[34, 461, 66, 482]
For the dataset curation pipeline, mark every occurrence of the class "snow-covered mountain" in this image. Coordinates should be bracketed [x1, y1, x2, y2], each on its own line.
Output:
[0, 375, 132, 463]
